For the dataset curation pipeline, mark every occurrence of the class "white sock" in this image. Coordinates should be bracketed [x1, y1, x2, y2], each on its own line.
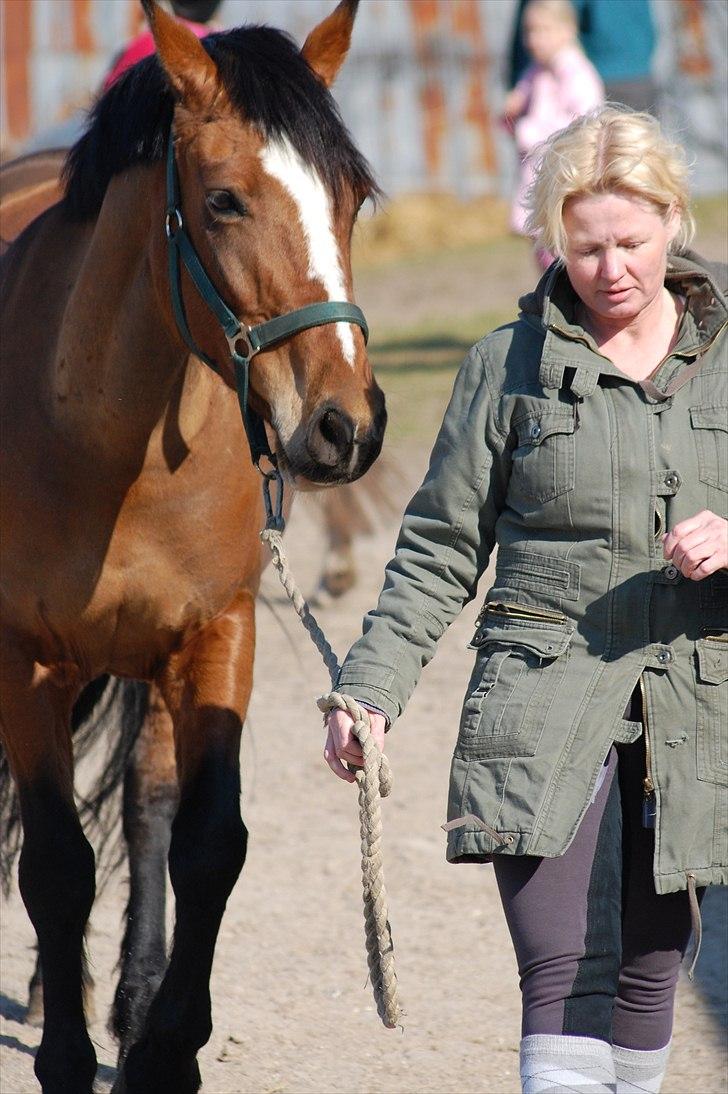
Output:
[520, 1034, 616, 1092]
[613, 1042, 671, 1093]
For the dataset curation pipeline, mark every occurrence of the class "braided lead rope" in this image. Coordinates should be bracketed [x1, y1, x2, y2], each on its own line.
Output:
[260, 527, 403, 1029]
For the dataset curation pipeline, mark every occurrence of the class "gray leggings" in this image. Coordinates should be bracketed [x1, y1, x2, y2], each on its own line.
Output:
[493, 738, 700, 1050]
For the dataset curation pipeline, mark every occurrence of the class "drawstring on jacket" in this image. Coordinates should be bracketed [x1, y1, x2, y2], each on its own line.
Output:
[686, 872, 702, 979]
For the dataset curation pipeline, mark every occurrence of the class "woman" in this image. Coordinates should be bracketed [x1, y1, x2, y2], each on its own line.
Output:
[324, 107, 727, 1094]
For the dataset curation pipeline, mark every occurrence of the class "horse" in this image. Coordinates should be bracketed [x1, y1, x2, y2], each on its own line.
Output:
[0, 1, 385, 1090]
[0, 148, 398, 606]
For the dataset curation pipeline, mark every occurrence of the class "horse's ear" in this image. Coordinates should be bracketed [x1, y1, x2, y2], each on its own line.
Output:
[301, 0, 359, 87]
[140, 0, 221, 111]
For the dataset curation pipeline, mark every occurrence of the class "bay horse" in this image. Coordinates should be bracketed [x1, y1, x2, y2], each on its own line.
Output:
[0, 0, 384, 1090]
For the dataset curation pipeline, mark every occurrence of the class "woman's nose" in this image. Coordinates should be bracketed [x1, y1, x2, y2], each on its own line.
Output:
[600, 249, 623, 282]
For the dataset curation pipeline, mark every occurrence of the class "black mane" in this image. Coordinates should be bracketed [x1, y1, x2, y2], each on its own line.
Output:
[63, 25, 378, 220]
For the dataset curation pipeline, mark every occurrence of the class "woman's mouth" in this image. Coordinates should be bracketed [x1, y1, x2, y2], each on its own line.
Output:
[602, 286, 633, 300]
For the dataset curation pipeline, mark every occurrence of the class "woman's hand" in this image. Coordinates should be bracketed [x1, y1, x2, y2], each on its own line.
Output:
[663, 510, 728, 580]
[324, 708, 387, 783]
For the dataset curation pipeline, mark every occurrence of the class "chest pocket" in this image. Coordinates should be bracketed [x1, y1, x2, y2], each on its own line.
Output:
[510, 409, 576, 504]
[457, 614, 573, 759]
[690, 406, 728, 492]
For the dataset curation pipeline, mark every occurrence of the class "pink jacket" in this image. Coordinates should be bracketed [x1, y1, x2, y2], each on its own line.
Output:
[510, 45, 604, 233]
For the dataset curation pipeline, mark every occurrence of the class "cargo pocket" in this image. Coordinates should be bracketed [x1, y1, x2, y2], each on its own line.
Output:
[457, 606, 573, 759]
[690, 406, 728, 492]
[509, 409, 576, 505]
[695, 634, 728, 786]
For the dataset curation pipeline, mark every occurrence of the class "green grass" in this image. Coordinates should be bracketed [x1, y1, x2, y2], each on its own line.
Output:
[693, 194, 728, 243]
[369, 310, 513, 443]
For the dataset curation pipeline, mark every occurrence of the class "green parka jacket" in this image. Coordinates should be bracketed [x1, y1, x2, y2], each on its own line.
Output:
[337, 252, 727, 895]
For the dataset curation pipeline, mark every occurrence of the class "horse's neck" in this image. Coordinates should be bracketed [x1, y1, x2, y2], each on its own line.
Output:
[55, 167, 188, 464]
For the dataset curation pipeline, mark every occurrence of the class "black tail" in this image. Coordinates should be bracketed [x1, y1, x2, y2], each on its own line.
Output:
[0, 676, 149, 894]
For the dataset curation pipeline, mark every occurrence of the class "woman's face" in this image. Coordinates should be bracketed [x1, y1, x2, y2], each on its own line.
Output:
[562, 192, 680, 326]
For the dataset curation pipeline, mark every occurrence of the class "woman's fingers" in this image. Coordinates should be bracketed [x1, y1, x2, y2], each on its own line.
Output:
[324, 725, 356, 782]
[323, 708, 388, 781]
[663, 510, 728, 580]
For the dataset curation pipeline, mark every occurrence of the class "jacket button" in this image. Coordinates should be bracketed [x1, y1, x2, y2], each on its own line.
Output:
[656, 649, 673, 665]
[664, 563, 680, 581]
[530, 423, 541, 440]
[664, 472, 680, 491]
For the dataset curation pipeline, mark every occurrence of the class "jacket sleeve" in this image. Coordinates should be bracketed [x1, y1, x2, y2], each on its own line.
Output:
[335, 342, 509, 724]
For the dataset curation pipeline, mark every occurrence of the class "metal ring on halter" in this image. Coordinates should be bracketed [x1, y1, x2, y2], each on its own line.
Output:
[226, 326, 258, 362]
[165, 208, 183, 240]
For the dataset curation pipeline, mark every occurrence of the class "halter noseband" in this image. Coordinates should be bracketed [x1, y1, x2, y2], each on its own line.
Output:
[163, 133, 369, 515]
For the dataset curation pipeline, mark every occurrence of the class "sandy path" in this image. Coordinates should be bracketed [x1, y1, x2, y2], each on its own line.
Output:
[2, 241, 726, 1093]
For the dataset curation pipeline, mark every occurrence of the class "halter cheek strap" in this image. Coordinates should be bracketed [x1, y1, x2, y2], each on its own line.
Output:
[164, 134, 369, 481]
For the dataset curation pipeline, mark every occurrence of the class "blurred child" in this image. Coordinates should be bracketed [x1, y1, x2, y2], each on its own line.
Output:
[503, 0, 603, 268]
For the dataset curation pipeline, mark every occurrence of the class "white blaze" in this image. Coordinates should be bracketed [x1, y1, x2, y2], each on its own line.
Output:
[260, 137, 355, 366]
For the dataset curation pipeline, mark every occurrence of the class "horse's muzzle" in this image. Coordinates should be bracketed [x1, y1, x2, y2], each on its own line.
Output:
[303, 390, 386, 484]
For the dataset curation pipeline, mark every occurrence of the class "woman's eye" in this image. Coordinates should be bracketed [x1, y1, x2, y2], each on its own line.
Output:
[206, 190, 246, 218]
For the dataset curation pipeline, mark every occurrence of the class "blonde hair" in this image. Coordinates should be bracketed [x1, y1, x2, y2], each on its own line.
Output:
[524, 105, 695, 256]
[524, 0, 578, 31]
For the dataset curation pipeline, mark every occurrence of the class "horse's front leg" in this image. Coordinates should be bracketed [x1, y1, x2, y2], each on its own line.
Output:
[112, 683, 178, 1063]
[0, 637, 96, 1093]
[115, 593, 254, 1094]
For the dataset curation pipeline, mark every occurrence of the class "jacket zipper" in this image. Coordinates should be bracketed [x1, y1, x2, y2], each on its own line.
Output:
[639, 674, 657, 829]
[478, 601, 567, 625]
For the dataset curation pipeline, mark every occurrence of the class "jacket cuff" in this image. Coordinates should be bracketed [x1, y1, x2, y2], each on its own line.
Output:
[334, 674, 400, 726]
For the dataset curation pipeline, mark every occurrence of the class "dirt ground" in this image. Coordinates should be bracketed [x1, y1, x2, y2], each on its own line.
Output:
[1, 233, 727, 1093]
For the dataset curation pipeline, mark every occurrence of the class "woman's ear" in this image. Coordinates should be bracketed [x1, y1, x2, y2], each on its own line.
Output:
[665, 203, 682, 245]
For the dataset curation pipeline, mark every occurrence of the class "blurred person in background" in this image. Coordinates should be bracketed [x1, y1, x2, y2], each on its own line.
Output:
[502, 0, 604, 269]
[22, 0, 222, 150]
[103, 0, 222, 90]
[572, 0, 656, 113]
[509, 0, 656, 113]
[325, 106, 727, 1094]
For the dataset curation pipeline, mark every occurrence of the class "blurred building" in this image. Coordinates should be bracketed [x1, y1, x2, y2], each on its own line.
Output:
[1, 0, 726, 196]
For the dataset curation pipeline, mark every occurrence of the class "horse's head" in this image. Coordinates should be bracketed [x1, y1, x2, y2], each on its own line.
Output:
[142, 0, 385, 485]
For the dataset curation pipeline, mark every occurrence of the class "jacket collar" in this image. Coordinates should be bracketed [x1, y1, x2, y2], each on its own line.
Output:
[518, 251, 728, 395]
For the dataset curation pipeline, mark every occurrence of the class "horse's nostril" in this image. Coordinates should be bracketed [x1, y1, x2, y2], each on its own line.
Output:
[319, 408, 352, 451]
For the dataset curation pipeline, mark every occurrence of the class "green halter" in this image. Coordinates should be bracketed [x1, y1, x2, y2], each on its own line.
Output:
[163, 133, 369, 522]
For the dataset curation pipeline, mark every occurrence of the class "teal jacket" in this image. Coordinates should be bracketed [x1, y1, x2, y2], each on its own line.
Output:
[337, 253, 727, 895]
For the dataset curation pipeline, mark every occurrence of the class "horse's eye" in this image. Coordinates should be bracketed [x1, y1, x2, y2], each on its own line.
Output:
[206, 190, 246, 218]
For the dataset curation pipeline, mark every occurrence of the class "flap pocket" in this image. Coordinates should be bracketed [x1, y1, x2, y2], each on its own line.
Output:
[510, 409, 577, 504]
[514, 410, 576, 448]
[689, 406, 728, 490]
[696, 635, 728, 685]
[459, 615, 573, 756]
[690, 406, 728, 433]
[470, 612, 573, 659]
